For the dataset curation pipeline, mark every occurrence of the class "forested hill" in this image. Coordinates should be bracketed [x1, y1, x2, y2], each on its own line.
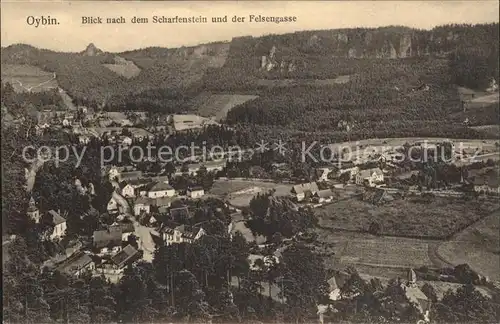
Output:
[1, 23, 498, 110]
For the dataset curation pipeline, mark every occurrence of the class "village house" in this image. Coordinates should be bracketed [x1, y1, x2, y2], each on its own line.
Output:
[134, 197, 151, 216]
[78, 135, 90, 144]
[119, 182, 136, 198]
[118, 170, 144, 183]
[108, 165, 136, 180]
[327, 271, 350, 301]
[316, 167, 334, 181]
[152, 196, 174, 211]
[107, 197, 119, 214]
[161, 225, 206, 245]
[175, 160, 227, 176]
[111, 222, 135, 241]
[355, 168, 384, 187]
[56, 251, 95, 277]
[313, 189, 335, 203]
[291, 182, 319, 202]
[147, 182, 176, 198]
[187, 186, 205, 199]
[470, 170, 500, 194]
[119, 136, 133, 146]
[333, 162, 360, 179]
[46, 210, 67, 240]
[93, 227, 123, 255]
[151, 175, 170, 185]
[98, 245, 141, 283]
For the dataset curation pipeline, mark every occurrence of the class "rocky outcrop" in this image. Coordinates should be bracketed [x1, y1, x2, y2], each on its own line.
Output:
[82, 43, 103, 56]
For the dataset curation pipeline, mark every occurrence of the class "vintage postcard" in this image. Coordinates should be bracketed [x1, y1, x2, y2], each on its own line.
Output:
[2, 1, 499, 323]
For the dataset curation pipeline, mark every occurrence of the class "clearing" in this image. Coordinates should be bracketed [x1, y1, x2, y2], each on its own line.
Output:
[1, 64, 58, 92]
[192, 93, 259, 121]
[438, 211, 500, 282]
[103, 56, 141, 79]
[210, 179, 293, 208]
[315, 229, 435, 278]
[316, 196, 500, 239]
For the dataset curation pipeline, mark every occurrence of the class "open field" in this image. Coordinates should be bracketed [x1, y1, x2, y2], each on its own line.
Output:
[1, 64, 58, 92]
[471, 125, 500, 138]
[438, 211, 500, 282]
[469, 92, 499, 104]
[210, 179, 293, 207]
[316, 197, 500, 239]
[315, 229, 435, 276]
[193, 93, 259, 121]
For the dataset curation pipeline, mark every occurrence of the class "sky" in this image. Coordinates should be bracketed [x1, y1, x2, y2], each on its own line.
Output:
[1, 1, 499, 52]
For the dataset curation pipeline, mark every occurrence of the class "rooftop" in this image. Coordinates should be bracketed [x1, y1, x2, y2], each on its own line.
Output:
[149, 182, 174, 192]
[57, 251, 93, 276]
[48, 210, 66, 225]
[111, 244, 140, 268]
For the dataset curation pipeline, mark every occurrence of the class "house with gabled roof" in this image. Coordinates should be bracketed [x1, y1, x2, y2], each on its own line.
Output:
[56, 251, 95, 277]
[161, 225, 205, 245]
[119, 182, 136, 198]
[187, 186, 205, 199]
[93, 227, 123, 255]
[46, 210, 67, 240]
[313, 189, 335, 203]
[147, 182, 176, 198]
[355, 168, 384, 187]
[134, 197, 152, 216]
[291, 182, 319, 202]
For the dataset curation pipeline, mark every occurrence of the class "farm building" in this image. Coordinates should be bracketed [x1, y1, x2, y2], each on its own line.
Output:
[291, 182, 319, 202]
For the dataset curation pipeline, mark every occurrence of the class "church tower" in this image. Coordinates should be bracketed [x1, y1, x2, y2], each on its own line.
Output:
[27, 196, 40, 223]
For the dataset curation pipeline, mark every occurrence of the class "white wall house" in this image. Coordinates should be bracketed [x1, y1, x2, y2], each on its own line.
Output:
[162, 226, 205, 245]
[48, 210, 67, 240]
[355, 168, 384, 186]
[134, 197, 151, 216]
[107, 197, 119, 213]
[121, 184, 135, 198]
[147, 182, 176, 198]
[187, 187, 205, 199]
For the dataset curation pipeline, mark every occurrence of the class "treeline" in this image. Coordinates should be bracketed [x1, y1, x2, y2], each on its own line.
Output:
[1, 82, 65, 115]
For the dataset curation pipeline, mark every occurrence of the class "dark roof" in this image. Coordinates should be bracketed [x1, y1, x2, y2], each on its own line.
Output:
[111, 244, 140, 268]
[57, 251, 93, 276]
[162, 225, 203, 240]
[315, 189, 334, 198]
[128, 178, 154, 187]
[119, 170, 143, 181]
[48, 210, 66, 225]
[111, 222, 134, 233]
[188, 186, 204, 192]
[93, 228, 122, 249]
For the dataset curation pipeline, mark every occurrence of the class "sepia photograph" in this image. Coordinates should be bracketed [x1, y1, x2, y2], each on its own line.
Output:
[1, 1, 499, 323]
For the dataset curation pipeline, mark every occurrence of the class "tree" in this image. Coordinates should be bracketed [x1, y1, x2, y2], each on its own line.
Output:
[421, 283, 438, 303]
[432, 284, 499, 323]
[282, 243, 329, 323]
